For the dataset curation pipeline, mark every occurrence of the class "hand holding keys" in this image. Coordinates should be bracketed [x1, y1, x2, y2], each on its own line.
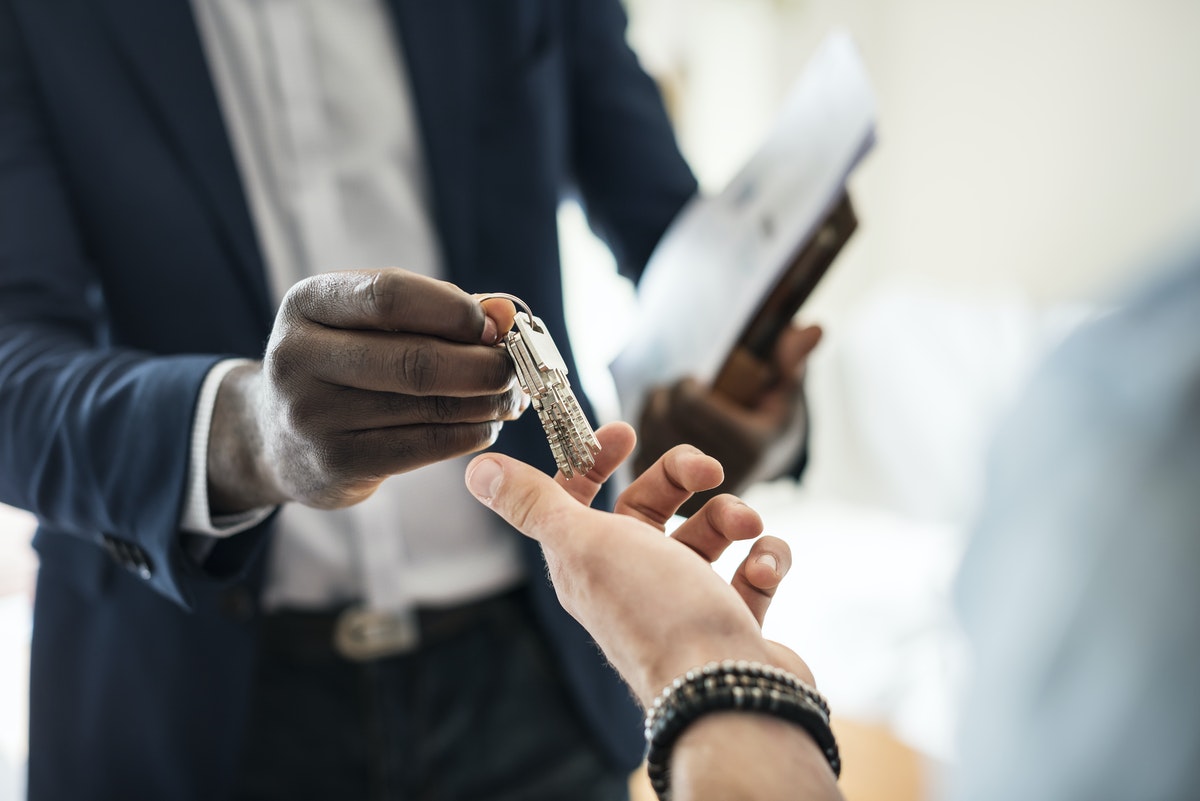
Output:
[481, 294, 600, 478]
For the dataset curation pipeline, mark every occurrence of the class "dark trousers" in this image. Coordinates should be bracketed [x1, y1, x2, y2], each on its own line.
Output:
[230, 589, 630, 801]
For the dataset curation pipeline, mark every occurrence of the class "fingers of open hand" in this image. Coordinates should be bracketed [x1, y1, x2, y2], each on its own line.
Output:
[669, 495, 764, 562]
[284, 269, 495, 344]
[730, 535, 792, 627]
[554, 422, 637, 507]
[616, 443, 724, 529]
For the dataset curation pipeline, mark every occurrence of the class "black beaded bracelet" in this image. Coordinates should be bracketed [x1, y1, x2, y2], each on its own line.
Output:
[644, 660, 840, 801]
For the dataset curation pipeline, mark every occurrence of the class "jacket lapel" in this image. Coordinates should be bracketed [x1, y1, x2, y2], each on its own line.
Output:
[387, 0, 480, 287]
[92, 0, 273, 322]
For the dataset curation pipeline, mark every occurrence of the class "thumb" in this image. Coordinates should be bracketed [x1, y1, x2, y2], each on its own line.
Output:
[465, 454, 573, 546]
[476, 295, 518, 341]
[774, 324, 823, 376]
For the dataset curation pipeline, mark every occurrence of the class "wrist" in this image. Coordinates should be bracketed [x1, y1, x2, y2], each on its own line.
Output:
[638, 634, 775, 707]
[671, 714, 842, 801]
[644, 660, 840, 800]
[207, 362, 288, 513]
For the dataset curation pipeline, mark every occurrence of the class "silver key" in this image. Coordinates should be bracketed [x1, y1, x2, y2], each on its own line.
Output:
[482, 294, 601, 478]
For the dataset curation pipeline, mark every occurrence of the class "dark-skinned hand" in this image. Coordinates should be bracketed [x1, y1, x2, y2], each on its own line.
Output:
[207, 268, 523, 513]
[635, 323, 822, 516]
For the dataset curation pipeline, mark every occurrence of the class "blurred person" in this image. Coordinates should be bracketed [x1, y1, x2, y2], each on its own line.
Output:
[467, 243, 1200, 801]
[0, 1, 817, 800]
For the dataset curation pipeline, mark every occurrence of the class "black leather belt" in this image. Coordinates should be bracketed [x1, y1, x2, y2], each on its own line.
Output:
[257, 587, 526, 663]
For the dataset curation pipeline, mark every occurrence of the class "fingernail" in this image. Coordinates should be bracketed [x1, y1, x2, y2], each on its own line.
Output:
[482, 316, 499, 345]
[467, 458, 504, 501]
[756, 552, 779, 574]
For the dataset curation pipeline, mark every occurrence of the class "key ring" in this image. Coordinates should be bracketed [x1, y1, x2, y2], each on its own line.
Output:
[477, 292, 532, 319]
[479, 291, 600, 478]
[477, 292, 540, 332]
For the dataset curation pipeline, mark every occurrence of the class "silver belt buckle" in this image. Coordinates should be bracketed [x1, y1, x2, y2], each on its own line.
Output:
[333, 605, 420, 661]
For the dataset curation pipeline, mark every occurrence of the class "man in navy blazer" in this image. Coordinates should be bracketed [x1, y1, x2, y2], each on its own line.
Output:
[0, 1, 815, 798]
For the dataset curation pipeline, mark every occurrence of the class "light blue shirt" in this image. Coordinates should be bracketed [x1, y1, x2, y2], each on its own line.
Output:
[949, 242, 1200, 801]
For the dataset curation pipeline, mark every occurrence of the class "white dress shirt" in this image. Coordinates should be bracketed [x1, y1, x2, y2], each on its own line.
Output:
[182, 0, 524, 613]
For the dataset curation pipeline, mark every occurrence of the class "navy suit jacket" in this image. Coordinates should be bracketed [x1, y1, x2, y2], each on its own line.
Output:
[0, 0, 697, 797]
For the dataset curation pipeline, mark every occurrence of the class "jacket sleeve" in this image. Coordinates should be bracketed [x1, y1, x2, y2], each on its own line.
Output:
[0, 2, 255, 609]
[564, 0, 699, 281]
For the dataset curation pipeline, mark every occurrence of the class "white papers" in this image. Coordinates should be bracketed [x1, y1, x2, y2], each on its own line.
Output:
[610, 30, 877, 420]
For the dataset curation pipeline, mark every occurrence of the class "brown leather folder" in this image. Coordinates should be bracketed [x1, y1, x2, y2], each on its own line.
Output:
[711, 192, 857, 407]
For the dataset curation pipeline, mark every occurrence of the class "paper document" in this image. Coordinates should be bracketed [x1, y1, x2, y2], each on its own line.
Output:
[610, 30, 877, 420]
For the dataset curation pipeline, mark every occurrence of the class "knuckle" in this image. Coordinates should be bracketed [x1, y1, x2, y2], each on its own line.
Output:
[362, 269, 406, 324]
[661, 455, 692, 492]
[628, 497, 672, 527]
[264, 337, 298, 383]
[704, 496, 740, 536]
[280, 275, 317, 317]
[264, 326, 319, 385]
[398, 342, 439, 394]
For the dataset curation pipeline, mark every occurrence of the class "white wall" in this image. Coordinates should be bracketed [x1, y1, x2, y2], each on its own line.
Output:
[624, 0, 1200, 309]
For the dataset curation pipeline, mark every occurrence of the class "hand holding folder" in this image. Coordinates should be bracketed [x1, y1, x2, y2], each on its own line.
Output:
[712, 192, 857, 406]
[610, 31, 876, 509]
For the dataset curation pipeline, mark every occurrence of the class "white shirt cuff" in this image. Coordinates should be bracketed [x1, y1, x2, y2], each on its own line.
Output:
[181, 358, 276, 537]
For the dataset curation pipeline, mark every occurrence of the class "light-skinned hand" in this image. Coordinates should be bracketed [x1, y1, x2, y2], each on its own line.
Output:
[465, 421, 813, 706]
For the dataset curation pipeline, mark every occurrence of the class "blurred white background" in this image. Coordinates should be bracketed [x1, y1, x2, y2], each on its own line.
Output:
[4, 1, 1200, 798]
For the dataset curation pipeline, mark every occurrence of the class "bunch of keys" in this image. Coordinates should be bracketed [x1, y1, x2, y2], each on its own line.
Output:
[481, 293, 600, 478]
